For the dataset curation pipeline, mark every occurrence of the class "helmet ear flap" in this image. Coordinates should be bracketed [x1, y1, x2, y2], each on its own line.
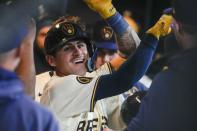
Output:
[82, 38, 95, 58]
[86, 57, 94, 72]
[85, 40, 97, 72]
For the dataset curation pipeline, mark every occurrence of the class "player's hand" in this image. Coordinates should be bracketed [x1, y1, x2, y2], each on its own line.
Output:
[146, 14, 173, 39]
[22, 18, 36, 46]
[84, 0, 116, 19]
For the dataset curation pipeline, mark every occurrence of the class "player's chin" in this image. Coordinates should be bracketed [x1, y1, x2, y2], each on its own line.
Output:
[72, 64, 87, 75]
[74, 68, 87, 76]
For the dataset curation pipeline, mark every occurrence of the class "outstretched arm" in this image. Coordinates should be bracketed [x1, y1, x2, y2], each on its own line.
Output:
[107, 12, 140, 70]
[95, 34, 158, 101]
[106, 12, 140, 58]
[94, 14, 173, 101]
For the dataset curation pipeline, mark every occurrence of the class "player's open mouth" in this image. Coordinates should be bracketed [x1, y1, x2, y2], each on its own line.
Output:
[73, 58, 85, 64]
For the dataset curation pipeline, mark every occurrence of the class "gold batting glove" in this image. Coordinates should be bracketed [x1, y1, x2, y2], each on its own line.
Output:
[84, 0, 116, 19]
[146, 14, 173, 40]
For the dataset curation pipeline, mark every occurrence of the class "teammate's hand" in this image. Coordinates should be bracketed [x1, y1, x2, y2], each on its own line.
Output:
[84, 0, 116, 19]
[146, 14, 173, 39]
[22, 18, 36, 46]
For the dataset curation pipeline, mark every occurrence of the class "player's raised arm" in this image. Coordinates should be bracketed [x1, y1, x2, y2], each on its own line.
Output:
[94, 14, 173, 101]
[15, 18, 36, 98]
[84, 0, 140, 70]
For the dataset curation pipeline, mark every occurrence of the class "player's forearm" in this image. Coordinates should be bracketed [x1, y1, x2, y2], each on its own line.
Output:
[84, 0, 140, 58]
[106, 12, 140, 58]
[95, 34, 158, 100]
[16, 18, 36, 99]
[16, 42, 36, 98]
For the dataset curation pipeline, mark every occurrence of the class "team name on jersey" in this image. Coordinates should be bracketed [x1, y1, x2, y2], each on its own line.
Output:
[77, 116, 108, 131]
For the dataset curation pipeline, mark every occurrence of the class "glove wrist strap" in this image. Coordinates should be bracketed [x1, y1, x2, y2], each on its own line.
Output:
[106, 12, 129, 36]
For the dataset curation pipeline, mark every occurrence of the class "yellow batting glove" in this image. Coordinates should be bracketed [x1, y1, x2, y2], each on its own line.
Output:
[146, 14, 173, 40]
[84, 0, 116, 19]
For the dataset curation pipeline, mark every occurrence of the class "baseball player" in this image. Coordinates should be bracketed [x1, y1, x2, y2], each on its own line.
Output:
[34, 13, 137, 130]
[35, 13, 140, 101]
[38, 1, 172, 131]
[35, 12, 139, 130]
[36, 12, 139, 131]
[40, 21, 155, 130]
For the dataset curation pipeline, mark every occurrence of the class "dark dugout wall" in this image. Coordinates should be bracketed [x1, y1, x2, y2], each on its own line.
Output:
[1, 0, 171, 28]
[66, 0, 171, 29]
[0, 0, 68, 20]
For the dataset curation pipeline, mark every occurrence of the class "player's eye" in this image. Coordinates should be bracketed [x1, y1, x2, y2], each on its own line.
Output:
[77, 43, 86, 48]
[63, 45, 72, 51]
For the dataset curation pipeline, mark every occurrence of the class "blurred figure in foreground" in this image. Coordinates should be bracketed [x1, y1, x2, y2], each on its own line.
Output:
[0, 5, 59, 131]
[125, 0, 197, 130]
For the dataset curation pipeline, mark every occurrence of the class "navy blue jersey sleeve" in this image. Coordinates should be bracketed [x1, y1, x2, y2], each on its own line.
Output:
[95, 34, 158, 101]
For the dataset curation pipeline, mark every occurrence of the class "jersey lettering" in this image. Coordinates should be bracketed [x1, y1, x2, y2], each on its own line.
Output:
[76, 116, 108, 131]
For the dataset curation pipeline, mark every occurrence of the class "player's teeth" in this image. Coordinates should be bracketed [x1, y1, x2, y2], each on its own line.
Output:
[74, 59, 83, 63]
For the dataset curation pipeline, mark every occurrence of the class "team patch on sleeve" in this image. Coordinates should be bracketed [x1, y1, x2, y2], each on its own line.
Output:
[76, 76, 94, 84]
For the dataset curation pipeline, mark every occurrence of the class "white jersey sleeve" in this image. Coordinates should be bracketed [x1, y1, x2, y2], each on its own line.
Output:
[86, 62, 113, 77]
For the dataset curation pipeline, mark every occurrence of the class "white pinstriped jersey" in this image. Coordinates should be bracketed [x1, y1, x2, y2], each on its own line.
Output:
[39, 63, 126, 131]
[35, 63, 112, 102]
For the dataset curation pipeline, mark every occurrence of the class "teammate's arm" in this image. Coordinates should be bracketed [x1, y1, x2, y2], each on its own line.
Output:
[94, 14, 173, 100]
[15, 18, 36, 98]
[95, 34, 158, 101]
[84, 0, 140, 70]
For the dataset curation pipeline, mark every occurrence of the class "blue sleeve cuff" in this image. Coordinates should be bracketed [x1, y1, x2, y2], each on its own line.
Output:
[106, 12, 129, 36]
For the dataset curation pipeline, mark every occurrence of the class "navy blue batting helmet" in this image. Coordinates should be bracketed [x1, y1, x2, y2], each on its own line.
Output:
[44, 20, 94, 57]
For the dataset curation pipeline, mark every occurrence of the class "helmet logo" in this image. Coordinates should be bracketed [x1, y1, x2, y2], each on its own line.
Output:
[62, 23, 75, 36]
[101, 26, 113, 40]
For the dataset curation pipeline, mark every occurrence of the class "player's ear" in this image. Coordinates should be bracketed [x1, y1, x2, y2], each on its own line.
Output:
[46, 55, 56, 67]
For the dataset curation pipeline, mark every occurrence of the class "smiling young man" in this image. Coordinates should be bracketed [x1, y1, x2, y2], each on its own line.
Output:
[36, 1, 172, 131]
[36, 13, 141, 130]
[46, 39, 89, 76]
[35, 13, 140, 102]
